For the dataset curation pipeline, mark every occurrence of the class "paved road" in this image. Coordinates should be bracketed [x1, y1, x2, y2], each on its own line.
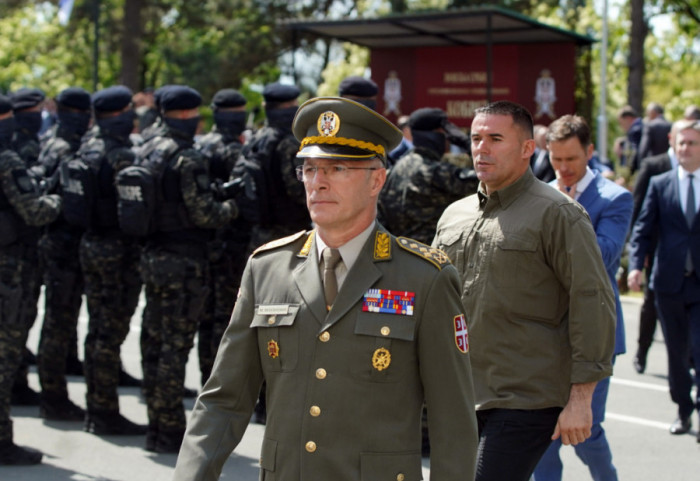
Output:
[5, 294, 699, 480]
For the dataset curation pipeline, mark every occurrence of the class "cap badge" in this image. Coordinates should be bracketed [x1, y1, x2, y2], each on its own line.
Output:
[317, 111, 340, 137]
[372, 347, 391, 371]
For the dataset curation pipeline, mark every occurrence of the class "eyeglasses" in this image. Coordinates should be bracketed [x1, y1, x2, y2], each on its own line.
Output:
[295, 164, 380, 182]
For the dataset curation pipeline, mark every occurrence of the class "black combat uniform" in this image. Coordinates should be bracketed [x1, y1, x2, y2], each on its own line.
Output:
[195, 88, 249, 384]
[78, 86, 146, 436]
[34, 87, 92, 421]
[138, 85, 236, 453]
[0, 94, 62, 465]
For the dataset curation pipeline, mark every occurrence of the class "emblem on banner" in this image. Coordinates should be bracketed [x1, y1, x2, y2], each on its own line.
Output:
[454, 314, 469, 353]
[372, 347, 392, 371]
[267, 339, 280, 358]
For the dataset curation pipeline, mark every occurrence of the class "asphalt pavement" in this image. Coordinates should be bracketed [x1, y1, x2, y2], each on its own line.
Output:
[4, 293, 699, 480]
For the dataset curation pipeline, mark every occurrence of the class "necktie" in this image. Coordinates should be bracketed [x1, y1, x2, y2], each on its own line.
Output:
[322, 248, 342, 310]
[686, 174, 696, 273]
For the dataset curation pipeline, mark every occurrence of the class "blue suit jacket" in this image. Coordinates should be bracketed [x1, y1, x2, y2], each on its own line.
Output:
[552, 173, 633, 355]
[629, 168, 700, 294]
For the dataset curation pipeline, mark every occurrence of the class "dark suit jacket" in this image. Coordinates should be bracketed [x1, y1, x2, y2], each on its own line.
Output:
[560, 173, 633, 355]
[530, 147, 555, 182]
[632, 152, 672, 222]
[638, 116, 672, 161]
[629, 168, 700, 294]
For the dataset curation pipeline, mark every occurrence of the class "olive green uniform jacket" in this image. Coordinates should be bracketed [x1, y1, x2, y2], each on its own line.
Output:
[174, 224, 478, 481]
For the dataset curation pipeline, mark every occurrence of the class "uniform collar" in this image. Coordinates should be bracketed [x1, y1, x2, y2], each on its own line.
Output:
[477, 167, 535, 210]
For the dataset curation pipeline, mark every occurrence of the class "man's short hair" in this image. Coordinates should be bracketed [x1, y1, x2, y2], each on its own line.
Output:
[546, 115, 591, 148]
[617, 105, 637, 119]
[646, 102, 664, 116]
[684, 105, 700, 121]
[676, 119, 700, 135]
[473, 101, 534, 139]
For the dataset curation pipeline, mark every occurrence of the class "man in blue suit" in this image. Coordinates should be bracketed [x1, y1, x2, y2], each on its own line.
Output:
[534, 115, 633, 481]
[628, 119, 700, 443]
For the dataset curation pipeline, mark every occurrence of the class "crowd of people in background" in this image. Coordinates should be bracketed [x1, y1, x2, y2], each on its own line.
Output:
[1, 74, 699, 481]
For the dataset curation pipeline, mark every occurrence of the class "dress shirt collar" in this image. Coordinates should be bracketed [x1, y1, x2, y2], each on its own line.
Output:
[572, 167, 595, 200]
[315, 220, 375, 274]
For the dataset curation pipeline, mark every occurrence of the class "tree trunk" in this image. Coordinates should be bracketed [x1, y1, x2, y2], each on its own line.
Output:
[120, 0, 141, 91]
[628, 0, 647, 113]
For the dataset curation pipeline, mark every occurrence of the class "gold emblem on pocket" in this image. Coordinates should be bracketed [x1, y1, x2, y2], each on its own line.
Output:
[372, 347, 391, 371]
[267, 340, 279, 358]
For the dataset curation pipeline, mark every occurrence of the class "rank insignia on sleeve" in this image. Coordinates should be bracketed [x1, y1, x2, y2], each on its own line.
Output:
[372, 347, 391, 371]
[363, 289, 415, 315]
[267, 339, 280, 358]
[454, 314, 469, 353]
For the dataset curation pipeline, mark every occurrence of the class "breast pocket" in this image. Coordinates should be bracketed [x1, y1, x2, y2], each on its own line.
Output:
[492, 233, 538, 288]
[353, 312, 417, 383]
[251, 304, 301, 372]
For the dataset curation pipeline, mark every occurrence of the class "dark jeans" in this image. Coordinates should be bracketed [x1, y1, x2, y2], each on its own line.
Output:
[476, 407, 561, 481]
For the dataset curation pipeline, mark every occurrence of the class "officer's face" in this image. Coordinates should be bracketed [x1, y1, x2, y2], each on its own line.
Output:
[548, 136, 594, 188]
[303, 158, 386, 242]
[471, 114, 534, 194]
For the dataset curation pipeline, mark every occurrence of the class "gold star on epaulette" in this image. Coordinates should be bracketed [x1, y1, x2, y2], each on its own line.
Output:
[396, 237, 451, 270]
[252, 230, 309, 257]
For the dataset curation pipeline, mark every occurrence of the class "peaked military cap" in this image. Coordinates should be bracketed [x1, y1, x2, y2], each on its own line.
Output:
[92, 85, 133, 113]
[159, 85, 202, 112]
[338, 76, 378, 98]
[10, 88, 45, 111]
[292, 96, 402, 164]
[56, 87, 92, 111]
[263, 83, 300, 104]
[0, 95, 12, 115]
[211, 89, 246, 110]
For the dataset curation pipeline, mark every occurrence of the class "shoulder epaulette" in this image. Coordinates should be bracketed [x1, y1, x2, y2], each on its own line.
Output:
[396, 237, 451, 270]
[252, 230, 309, 257]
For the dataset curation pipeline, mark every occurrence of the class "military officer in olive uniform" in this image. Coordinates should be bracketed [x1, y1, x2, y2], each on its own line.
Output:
[0, 94, 62, 465]
[174, 97, 478, 481]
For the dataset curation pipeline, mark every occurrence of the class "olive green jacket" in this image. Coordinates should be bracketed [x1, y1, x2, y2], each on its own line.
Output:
[174, 224, 478, 481]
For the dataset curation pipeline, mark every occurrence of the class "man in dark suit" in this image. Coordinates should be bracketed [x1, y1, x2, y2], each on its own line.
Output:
[617, 106, 643, 173]
[173, 97, 479, 480]
[530, 124, 555, 182]
[639, 102, 672, 161]
[533, 115, 633, 481]
[628, 119, 700, 443]
[630, 122, 678, 373]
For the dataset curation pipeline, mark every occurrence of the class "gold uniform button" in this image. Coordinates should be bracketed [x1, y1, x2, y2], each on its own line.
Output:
[396, 474, 405, 481]
[380, 326, 391, 336]
[316, 368, 327, 379]
[309, 405, 321, 417]
[305, 441, 317, 453]
[319, 331, 330, 342]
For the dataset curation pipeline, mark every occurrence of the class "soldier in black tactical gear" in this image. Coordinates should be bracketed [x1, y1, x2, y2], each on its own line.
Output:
[378, 107, 478, 245]
[195, 88, 250, 384]
[34, 86, 92, 422]
[0, 94, 62, 465]
[238, 82, 309, 251]
[138, 85, 237, 453]
[8, 87, 46, 406]
[338, 75, 379, 111]
[77, 86, 146, 436]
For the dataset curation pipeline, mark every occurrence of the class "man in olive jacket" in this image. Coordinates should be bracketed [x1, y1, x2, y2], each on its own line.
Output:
[174, 97, 478, 480]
